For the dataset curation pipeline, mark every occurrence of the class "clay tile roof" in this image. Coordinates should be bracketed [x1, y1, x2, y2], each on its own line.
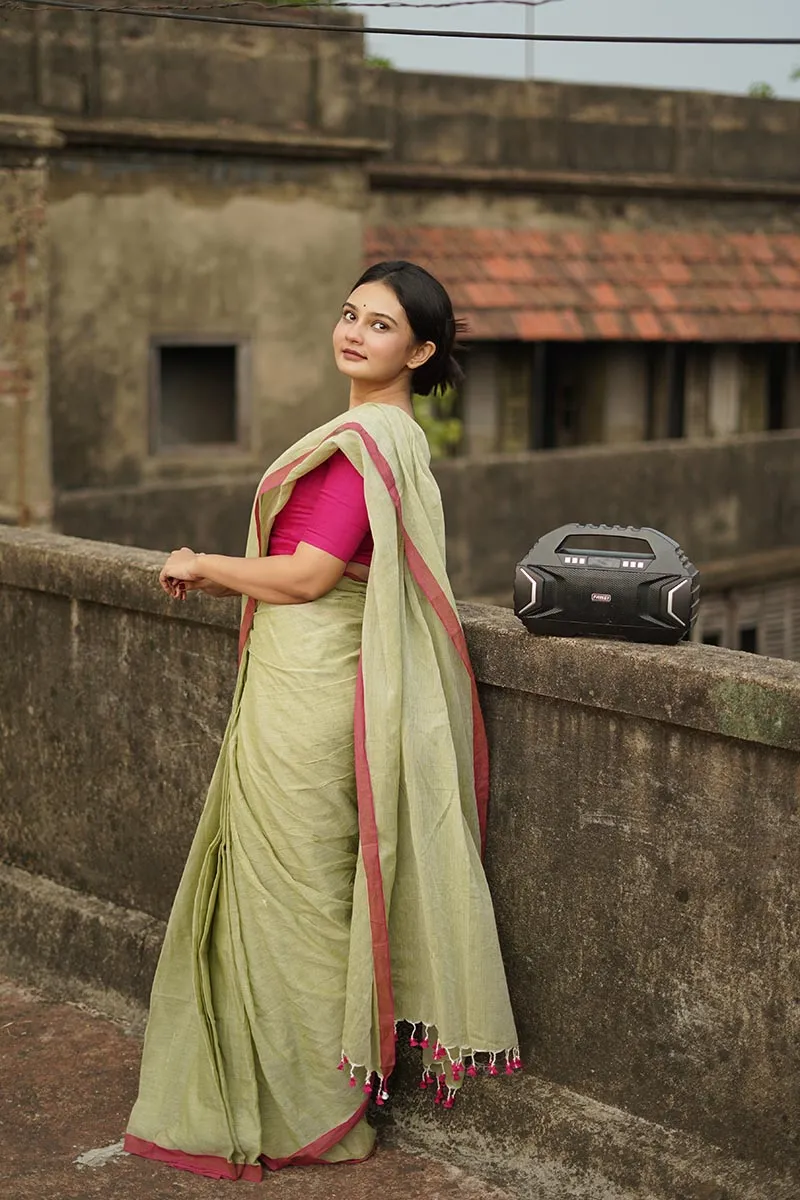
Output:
[365, 226, 800, 341]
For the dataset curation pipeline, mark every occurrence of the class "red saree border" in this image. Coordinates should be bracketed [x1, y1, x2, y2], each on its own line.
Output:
[354, 657, 397, 1081]
[124, 1099, 370, 1180]
[123, 1132, 262, 1181]
[333, 421, 490, 854]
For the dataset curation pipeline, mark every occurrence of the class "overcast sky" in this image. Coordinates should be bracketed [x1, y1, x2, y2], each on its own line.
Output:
[348, 0, 800, 99]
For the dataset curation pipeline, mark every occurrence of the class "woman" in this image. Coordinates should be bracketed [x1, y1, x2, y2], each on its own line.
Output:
[124, 261, 519, 1181]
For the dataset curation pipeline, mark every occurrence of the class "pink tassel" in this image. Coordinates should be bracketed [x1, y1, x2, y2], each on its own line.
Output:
[419, 1070, 429, 1090]
[434, 1076, 445, 1106]
[488, 1053, 499, 1077]
[337, 1055, 348, 1071]
[420, 1036, 430, 1048]
[443, 1087, 455, 1110]
[363, 1082, 373, 1094]
[410, 1036, 419, 1047]
[349, 1076, 357, 1088]
[466, 1064, 478, 1077]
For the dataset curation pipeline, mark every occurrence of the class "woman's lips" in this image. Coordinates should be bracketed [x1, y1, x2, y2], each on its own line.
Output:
[342, 349, 366, 361]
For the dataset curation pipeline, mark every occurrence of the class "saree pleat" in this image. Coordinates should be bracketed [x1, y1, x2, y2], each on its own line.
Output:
[126, 581, 375, 1174]
[126, 403, 519, 1179]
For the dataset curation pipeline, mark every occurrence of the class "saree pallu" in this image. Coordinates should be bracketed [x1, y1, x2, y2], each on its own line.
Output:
[125, 403, 519, 1180]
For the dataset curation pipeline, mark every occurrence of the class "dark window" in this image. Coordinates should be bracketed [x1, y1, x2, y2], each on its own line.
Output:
[152, 342, 244, 453]
[702, 632, 722, 647]
[738, 626, 758, 654]
[767, 346, 787, 431]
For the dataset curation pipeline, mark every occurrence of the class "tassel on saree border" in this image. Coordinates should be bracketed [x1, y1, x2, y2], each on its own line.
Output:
[338, 1024, 522, 1113]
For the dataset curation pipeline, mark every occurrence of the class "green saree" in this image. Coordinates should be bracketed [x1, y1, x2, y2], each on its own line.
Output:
[124, 403, 519, 1180]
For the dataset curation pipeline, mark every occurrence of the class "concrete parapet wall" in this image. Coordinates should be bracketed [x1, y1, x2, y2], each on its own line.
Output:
[364, 71, 800, 190]
[1, 526, 799, 1184]
[0, 4, 364, 137]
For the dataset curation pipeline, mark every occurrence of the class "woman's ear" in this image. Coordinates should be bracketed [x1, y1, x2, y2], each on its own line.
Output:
[407, 340, 436, 371]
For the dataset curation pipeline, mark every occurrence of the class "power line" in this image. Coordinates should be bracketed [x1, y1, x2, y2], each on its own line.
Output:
[26, 0, 569, 8]
[6, 0, 800, 45]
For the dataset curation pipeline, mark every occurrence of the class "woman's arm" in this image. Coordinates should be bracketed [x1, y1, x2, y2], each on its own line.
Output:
[183, 578, 239, 599]
[160, 543, 349, 604]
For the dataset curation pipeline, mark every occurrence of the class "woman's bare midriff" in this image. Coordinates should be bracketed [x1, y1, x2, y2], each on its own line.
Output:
[343, 561, 370, 583]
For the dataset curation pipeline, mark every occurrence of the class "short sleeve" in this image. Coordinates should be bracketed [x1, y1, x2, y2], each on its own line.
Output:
[299, 451, 370, 563]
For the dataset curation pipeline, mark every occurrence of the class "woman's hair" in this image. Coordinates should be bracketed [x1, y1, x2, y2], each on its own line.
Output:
[349, 260, 465, 397]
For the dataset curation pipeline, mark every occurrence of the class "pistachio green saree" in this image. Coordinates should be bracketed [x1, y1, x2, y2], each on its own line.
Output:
[124, 403, 519, 1180]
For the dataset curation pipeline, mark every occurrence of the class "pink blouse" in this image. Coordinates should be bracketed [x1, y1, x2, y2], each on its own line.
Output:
[267, 450, 373, 567]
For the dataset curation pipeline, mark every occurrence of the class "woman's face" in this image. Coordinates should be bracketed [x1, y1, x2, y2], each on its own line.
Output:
[332, 280, 434, 388]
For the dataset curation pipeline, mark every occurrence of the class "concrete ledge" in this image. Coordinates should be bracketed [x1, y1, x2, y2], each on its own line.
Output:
[0, 525, 238, 629]
[56, 115, 388, 161]
[0, 114, 65, 152]
[383, 1055, 799, 1200]
[0, 863, 162, 1031]
[462, 603, 800, 753]
[369, 161, 800, 203]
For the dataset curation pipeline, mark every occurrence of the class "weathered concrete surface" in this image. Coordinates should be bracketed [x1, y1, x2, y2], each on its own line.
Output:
[0, 975, 518, 1200]
[0, 120, 56, 528]
[53, 431, 800, 596]
[1, 527, 799, 1186]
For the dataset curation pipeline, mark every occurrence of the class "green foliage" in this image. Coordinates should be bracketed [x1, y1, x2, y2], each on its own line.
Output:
[791, 66, 800, 83]
[365, 55, 394, 69]
[412, 387, 463, 459]
[748, 81, 776, 99]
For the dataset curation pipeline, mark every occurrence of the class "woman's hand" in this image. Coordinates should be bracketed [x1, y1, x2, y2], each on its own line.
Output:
[160, 547, 202, 600]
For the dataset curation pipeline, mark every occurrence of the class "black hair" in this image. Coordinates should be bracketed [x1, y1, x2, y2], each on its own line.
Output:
[349, 260, 465, 397]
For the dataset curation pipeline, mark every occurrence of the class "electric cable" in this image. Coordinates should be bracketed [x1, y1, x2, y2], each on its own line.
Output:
[5, 0, 800, 46]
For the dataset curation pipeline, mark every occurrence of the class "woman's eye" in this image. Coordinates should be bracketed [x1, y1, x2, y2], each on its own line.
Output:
[373, 322, 387, 331]
[343, 311, 355, 322]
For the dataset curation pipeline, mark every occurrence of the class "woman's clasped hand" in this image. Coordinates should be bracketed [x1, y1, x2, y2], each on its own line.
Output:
[159, 546, 211, 600]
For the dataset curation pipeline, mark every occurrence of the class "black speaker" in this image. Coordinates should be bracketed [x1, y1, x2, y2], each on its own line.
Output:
[514, 524, 699, 644]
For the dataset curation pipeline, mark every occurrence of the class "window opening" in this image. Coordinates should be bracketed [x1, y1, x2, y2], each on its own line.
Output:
[152, 342, 241, 452]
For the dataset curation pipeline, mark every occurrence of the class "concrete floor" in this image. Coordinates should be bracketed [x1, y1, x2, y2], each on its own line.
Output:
[0, 976, 516, 1200]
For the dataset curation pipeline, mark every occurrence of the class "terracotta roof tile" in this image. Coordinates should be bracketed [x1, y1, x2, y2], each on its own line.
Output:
[631, 311, 663, 340]
[592, 311, 626, 338]
[366, 225, 800, 341]
[646, 286, 679, 311]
